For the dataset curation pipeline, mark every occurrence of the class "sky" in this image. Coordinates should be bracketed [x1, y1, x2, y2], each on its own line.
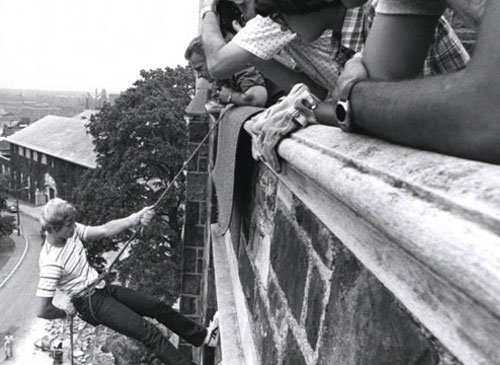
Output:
[0, 0, 200, 93]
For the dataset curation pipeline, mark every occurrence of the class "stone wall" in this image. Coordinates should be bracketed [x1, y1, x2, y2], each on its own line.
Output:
[230, 164, 459, 365]
[179, 114, 211, 363]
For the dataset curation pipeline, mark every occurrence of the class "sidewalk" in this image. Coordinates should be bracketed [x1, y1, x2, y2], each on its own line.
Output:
[0, 233, 26, 288]
[0, 201, 55, 365]
[17, 200, 44, 222]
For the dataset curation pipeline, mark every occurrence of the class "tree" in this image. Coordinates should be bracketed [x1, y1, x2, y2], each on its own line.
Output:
[74, 66, 194, 302]
[0, 174, 16, 244]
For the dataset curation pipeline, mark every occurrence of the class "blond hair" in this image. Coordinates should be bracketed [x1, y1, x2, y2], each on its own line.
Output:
[40, 198, 77, 233]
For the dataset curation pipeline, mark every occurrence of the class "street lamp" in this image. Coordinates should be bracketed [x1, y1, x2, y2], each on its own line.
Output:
[15, 186, 29, 236]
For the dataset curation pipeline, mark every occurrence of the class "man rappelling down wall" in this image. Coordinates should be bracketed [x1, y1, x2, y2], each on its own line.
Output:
[36, 198, 219, 365]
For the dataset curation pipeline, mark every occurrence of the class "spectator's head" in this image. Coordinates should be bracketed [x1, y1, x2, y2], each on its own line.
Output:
[255, 0, 366, 42]
[230, 0, 256, 20]
[40, 198, 76, 235]
[185, 36, 213, 81]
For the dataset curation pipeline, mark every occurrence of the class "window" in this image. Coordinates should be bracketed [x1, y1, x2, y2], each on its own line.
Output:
[41, 154, 47, 165]
[33, 151, 38, 161]
[19, 147, 24, 157]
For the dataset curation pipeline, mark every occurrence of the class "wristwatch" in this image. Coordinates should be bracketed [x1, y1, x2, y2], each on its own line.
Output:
[335, 78, 363, 132]
[201, 6, 216, 20]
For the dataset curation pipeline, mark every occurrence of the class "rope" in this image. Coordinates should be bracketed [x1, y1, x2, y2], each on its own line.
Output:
[69, 316, 74, 365]
[74, 106, 224, 298]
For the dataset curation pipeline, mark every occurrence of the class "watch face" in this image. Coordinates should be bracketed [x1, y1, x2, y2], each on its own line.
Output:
[335, 102, 347, 123]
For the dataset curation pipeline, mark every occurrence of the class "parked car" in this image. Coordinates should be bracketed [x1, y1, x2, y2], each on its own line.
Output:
[6, 201, 17, 213]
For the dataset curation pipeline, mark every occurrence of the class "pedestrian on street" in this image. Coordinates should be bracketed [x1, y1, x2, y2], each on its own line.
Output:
[36, 198, 219, 365]
[4, 332, 13, 360]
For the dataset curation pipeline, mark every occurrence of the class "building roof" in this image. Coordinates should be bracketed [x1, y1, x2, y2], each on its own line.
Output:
[7, 114, 97, 168]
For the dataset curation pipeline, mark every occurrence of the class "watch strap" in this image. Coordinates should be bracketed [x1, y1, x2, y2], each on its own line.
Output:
[339, 77, 363, 102]
[336, 78, 364, 132]
[201, 6, 216, 20]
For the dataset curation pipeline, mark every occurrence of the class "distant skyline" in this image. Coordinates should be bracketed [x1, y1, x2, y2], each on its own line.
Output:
[0, 0, 199, 94]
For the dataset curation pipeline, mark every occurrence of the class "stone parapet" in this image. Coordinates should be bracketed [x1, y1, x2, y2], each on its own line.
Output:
[209, 117, 500, 365]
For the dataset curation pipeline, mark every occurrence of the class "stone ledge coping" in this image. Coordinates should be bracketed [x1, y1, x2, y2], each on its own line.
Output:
[250, 124, 500, 365]
[211, 225, 258, 365]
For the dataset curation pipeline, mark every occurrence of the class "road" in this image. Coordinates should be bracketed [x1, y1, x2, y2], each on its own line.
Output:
[0, 213, 49, 364]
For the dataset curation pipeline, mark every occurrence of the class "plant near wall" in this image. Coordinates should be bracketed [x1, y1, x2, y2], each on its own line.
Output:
[0, 174, 16, 242]
[73, 66, 194, 302]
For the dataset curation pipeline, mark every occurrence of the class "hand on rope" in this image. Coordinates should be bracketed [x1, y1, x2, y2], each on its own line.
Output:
[65, 302, 77, 318]
[130, 206, 155, 227]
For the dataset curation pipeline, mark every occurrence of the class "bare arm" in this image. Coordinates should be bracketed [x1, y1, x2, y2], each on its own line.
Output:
[363, 14, 440, 79]
[219, 85, 268, 107]
[201, 11, 258, 79]
[236, 85, 268, 107]
[37, 297, 66, 319]
[85, 206, 154, 241]
[350, 0, 500, 163]
[254, 58, 328, 100]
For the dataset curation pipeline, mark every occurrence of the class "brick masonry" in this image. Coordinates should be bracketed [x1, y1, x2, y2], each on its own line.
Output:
[232, 165, 461, 365]
[179, 114, 212, 364]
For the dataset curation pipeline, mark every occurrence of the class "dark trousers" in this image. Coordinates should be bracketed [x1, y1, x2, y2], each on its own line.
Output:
[72, 285, 206, 365]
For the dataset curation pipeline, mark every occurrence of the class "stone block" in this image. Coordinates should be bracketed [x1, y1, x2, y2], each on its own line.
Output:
[184, 225, 205, 247]
[180, 296, 197, 315]
[198, 156, 208, 171]
[186, 173, 208, 201]
[188, 156, 198, 171]
[271, 210, 308, 322]
[182, 274, 201, 295]
[254, 296, 279, 365]
[197, 258, 203, 274]
[295, 202, 337, 267]
[317, 249, 438, 365]
[185, 202, 200, 226]
[267, 279, 288, 333]
[200, 201, 207, 224]
[188, 122, 209, 143]
[283, 331, 307, 365]
[183, 247, 197, 273]
[305, 265, 326, 349]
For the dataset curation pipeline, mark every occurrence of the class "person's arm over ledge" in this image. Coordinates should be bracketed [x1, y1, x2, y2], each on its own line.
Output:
[342, 0, 500, 163]
[218, 85, 268, 107]
[201, 0, 258, 79]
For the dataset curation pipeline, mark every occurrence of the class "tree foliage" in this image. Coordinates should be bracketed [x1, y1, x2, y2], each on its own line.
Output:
[73, 66, 194, 302]
[0, 174, 15, 239]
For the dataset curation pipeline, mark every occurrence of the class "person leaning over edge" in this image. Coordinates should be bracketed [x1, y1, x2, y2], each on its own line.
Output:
[244, 0, 470, 171]
[251, 0, 469, 124]
[36, 198, 219, 365]
[334, 0, 500, 164]
[201, 0, 338, 100]
[185, 36, 270, 107]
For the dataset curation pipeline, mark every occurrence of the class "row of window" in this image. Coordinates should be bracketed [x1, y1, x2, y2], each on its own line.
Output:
[16, 145, 54, 167]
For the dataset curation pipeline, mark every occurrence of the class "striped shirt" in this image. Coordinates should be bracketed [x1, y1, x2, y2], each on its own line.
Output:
[37, 223, 99, 298]
[232, 0, 469, 91]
